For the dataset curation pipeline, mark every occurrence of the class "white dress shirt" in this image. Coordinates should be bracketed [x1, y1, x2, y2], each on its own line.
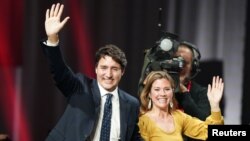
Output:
[92, 82, 121, 141]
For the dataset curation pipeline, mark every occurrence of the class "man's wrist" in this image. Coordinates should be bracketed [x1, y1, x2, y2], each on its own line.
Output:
[47, 34, 59, 45]
[46, 39, 59, 46]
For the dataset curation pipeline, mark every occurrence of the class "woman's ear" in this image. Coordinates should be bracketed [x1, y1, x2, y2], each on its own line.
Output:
[148, 93, 151, 98]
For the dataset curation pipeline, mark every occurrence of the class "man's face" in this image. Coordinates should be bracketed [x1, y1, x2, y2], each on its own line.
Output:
[175, 46, 193, 83]
[95, 55, 124, 92]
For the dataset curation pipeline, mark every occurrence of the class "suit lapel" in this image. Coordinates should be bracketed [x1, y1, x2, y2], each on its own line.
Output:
[119, 90, 130, 141]
[91, 80, 101, 114]
[88, 80, 101, 139]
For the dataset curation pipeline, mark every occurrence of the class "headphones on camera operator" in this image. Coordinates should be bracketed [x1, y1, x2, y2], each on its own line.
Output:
[179, 40, 201, 80]
[138, 32, 183, 95]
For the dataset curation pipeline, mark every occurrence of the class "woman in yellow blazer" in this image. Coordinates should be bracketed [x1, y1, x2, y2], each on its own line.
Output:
[138, 71, 224, 141]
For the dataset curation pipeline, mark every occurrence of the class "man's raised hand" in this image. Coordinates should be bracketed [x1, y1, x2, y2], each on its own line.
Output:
[45, 3, 70, 43]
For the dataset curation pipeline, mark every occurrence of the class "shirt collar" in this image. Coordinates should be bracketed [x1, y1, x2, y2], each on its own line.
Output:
[97, 82, 119, 100]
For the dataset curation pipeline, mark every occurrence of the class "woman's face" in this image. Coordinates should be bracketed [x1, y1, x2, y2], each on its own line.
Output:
[149, 78, 173, 110]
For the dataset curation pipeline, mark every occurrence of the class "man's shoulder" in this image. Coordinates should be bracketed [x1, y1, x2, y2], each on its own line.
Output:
[119, 89, 139, 104]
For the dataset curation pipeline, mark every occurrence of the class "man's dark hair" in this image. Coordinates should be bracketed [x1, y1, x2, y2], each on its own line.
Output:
[95, 44, 127, 70]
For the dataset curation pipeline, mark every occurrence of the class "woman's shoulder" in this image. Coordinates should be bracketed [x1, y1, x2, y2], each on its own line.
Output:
[173, 109, 186, 115]
[139, 113, 151, 121]
[139, 113, 156, 127]
[172, 109, 190, 119]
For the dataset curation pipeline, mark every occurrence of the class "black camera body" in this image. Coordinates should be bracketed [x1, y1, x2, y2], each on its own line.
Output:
[145, 56, 184, 75]
[138, 32, 184, 94]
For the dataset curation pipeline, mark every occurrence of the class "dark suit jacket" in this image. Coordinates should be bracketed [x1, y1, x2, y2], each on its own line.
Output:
[41, 42, 142, 141]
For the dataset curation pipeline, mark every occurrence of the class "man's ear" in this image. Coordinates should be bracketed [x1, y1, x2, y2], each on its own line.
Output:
[121, 69, 125, 76]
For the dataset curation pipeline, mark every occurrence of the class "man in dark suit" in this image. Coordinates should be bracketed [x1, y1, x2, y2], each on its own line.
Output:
[41, 3, 142, 141]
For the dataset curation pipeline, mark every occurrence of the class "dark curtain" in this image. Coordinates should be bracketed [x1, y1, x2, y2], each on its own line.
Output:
[0, 0, 31, 141]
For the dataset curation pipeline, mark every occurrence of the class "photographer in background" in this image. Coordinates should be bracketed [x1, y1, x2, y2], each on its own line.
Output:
[174, 41, 210, 121]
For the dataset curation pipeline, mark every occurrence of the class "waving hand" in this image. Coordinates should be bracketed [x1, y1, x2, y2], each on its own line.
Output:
[45, 3, 70, 43]
[207, 76, 224, 112]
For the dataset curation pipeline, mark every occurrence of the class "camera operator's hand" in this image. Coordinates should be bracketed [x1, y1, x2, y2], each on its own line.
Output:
[179, 83, 189, 93]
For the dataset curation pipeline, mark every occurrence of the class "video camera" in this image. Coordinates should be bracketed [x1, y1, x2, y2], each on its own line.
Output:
[138, 32, 184, 94]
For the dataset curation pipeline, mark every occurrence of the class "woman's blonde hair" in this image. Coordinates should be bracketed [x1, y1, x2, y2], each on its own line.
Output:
[139, 71, 178, 115]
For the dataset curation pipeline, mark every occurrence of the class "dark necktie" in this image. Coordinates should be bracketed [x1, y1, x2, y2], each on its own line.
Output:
[100, 94, 113, 141]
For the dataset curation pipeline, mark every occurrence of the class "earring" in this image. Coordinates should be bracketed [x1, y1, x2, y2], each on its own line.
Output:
[148, 98, 152, 110]
[170, 101, 173, 109]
